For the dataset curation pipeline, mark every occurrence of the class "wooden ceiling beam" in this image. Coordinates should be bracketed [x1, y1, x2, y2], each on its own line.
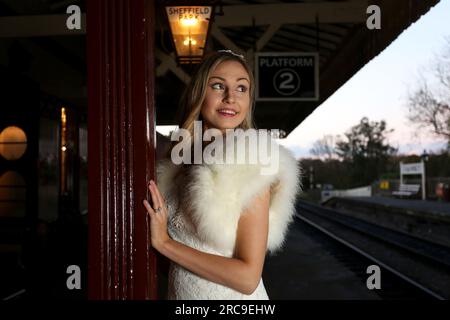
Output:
[0, 1, 366, 38]
[211, 24, 244, 54]
[215, 1, 368, 27]
[255, 24, 280, 51]
[0, 14, 86, 37]
[155, 48, 191, 83]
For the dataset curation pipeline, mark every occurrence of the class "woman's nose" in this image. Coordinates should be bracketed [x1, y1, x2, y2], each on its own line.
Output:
[223, 90, 236, 103]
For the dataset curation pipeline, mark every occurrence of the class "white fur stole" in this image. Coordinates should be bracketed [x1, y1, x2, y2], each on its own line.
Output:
[156, 130, 301, 255]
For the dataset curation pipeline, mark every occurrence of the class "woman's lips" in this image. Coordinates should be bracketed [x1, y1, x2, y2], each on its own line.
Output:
[217, 109, 238, 117]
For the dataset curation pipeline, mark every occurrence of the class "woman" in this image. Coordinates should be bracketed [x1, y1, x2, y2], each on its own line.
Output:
[143, 50, 301, 299]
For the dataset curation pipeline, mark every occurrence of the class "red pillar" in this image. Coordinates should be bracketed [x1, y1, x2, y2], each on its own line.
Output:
[87, 0, 157, 299]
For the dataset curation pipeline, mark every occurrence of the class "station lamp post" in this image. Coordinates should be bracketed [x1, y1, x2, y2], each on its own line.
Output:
[165, 4, 214, 64]
[309, 166, 315, 190]
[420, 149, 429, 200]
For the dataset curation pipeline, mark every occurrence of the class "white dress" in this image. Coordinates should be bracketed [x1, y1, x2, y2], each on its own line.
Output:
[156, 131, 301, 300]
[166, 175, 270, 299]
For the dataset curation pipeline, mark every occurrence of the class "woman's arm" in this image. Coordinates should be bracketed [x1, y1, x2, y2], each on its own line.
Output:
[143, 180, 270, 295]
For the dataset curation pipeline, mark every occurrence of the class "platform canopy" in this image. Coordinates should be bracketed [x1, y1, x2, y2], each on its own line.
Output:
[154, 0, 440, 135]
[0, 0, 441, 135]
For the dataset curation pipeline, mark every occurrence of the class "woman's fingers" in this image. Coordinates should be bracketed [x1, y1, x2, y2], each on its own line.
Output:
[143, 199, 154, 216]
[143, 182, 170, 252]
[148, 181, 161, 211]
[151, 181, 166, 210]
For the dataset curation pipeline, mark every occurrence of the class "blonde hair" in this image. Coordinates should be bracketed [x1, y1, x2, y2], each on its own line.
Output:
[177, 51, 255, 133]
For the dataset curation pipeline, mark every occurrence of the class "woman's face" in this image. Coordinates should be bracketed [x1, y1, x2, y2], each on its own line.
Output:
[200, 60, 251, 133]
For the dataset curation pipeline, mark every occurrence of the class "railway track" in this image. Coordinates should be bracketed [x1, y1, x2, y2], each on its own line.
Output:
[295, 200, 450, 300]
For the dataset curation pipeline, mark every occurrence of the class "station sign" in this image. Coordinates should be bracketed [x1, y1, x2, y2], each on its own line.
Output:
[255, 52, 319, 101]
[166, 6, 211, 22]
[400, 162, 424, 175]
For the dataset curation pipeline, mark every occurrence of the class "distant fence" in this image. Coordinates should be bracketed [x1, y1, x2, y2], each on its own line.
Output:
[372, 177, 450, 199]
[321, 185, 372, 203]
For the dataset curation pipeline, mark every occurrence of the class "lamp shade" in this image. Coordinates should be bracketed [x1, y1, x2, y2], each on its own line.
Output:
[0, 126, 27, 160]
[165, 6, 213, 64]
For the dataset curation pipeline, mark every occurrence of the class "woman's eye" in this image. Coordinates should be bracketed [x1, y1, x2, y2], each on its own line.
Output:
[211, 83, 224, 90]
[237, 85, 248, 92]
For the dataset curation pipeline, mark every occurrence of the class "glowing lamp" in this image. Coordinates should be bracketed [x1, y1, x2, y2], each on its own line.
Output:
[0, 126, 27, 160]
[165, 5, 213, 64]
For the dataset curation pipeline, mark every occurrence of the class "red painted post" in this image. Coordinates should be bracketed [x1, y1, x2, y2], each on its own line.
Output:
[87, 0, 157, 299]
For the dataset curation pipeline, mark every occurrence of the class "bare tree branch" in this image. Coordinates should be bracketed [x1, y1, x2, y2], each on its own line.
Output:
[407, 40, 450, 141]
[310, 134, 337, 161]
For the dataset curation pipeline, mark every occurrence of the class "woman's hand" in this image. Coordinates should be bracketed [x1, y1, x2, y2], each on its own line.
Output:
[142, 180, 170, 252]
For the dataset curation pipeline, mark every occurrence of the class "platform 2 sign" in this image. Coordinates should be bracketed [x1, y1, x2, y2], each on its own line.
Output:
[256, 53, 319, 101]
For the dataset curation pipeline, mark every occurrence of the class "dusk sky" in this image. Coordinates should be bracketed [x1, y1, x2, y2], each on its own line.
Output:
[157, 0, 450, 160]
[278, 0, 450, 159]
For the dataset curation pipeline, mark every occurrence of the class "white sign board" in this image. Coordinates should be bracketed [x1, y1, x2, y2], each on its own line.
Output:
[399, 161, 426, 200]
[400, 162, 424, 175]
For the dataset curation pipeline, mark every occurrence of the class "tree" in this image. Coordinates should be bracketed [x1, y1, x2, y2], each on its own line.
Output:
[335, 117, 397, 186]
[407, 39, 450, 149]
[310, 134, 337, 161]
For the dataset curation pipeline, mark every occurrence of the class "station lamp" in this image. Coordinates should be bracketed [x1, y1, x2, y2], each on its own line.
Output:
[165, 4, 214, 64]
[0, 126, 27, 160]
[420, 149, 429, 162]
[420, 149, 429, 200]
